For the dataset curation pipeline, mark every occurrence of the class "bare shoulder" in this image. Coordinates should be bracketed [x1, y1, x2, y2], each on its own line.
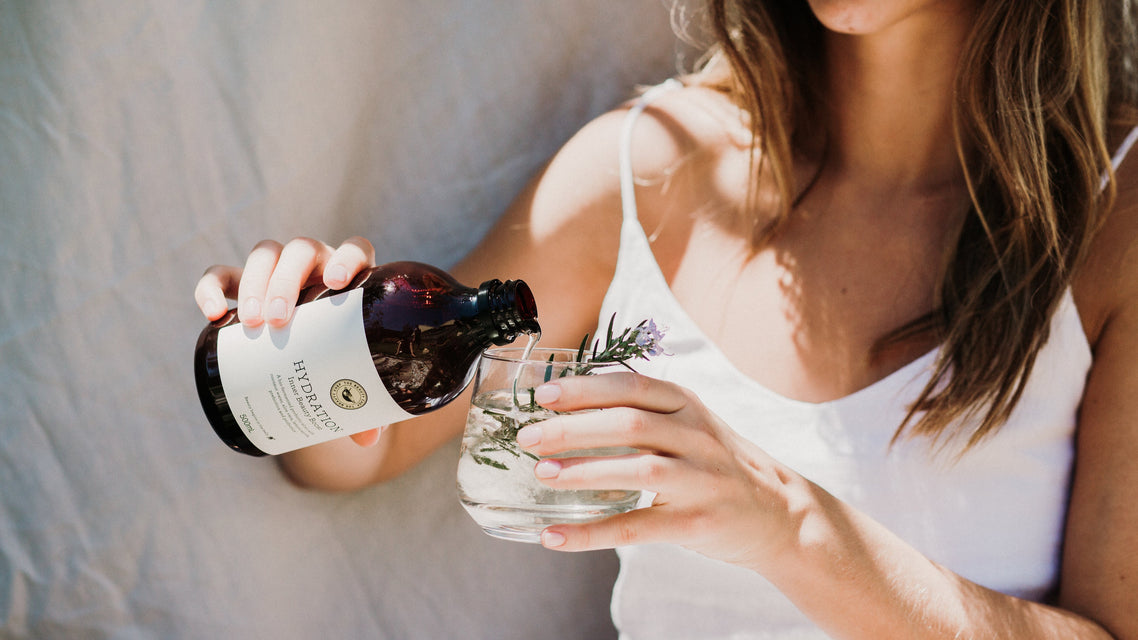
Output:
[1061, 125, 1138, 635]
[615, 82, 756, 273]
[538, 80, 747, 226]
[449, 83, 727, 344]
[456, 81, 743, 318]
[1074, 128, 1138, 347]
[482, 82, 735, 245]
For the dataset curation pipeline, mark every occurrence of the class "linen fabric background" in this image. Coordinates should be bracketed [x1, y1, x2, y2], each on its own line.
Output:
[0, 2, 684, 637]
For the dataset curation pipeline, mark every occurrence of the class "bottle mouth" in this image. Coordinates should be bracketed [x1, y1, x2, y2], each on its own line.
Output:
[479, 279, 541, 343]
[513, 281, 538, 327]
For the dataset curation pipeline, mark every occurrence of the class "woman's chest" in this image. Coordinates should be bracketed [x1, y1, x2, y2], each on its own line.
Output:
[660, 216, 947, 404]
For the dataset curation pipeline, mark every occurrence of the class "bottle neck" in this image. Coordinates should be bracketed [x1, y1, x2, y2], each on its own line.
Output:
[476, 279, 540, 345]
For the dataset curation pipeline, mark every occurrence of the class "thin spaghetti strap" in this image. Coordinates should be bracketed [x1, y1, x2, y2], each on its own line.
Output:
[1101, 125, 1138, 190]
[1112, 125, 1138, 170]
[618, 79, 683, 224]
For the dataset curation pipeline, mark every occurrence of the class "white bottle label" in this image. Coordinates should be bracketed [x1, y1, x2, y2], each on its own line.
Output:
[216, 288, 413, 455]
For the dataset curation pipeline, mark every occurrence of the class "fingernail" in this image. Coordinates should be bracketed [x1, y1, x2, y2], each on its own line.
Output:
[534, 459, 561, 479]
[327, 265, 348, 287]
[516, 425, 541, 448]
[203, 299, 224, 319]
[267, 297, 288, 322]
[534, 384, 561, 405]
[241, 297, 261, 322]
[541, 530, 566, 548]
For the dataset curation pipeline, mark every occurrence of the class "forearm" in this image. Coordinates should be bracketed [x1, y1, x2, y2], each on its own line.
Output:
[277, 433, 395, 492]
[277, 390, 470, 491]
[765, 484, 1115, 639]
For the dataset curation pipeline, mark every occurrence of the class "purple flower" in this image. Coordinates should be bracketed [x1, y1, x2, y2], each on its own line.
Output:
[633, 320, 667, 357]
[589, 315, 670, 368]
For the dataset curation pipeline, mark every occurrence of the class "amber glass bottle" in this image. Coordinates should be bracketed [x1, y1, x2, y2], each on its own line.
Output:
[194, 261, 540, 456]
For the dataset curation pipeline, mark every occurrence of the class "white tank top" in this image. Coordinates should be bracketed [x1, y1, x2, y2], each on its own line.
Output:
[602, 80, 1138, 639]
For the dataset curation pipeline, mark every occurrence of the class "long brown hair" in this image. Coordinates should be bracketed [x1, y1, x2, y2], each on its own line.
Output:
[692, 0, 1137, 447]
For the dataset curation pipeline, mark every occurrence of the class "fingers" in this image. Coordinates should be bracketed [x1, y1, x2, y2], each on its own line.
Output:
[349, 428, 382, 447]
[195, 264, 242, 320]
[519, 374, 710, 458]
[194, 236, 377, 328]
[323, 236, 375, 289]
[540, 504, 674, 551]
[235, 239, 285, 326]
[532, 451, 685, 495]
[519, 406, 701, 458]
[259, 236, 375, 326]
[218, 236, 376, 329]
[534, 450, 725, 553]
[535, 371, 689, 414]
[260, 237, 336, 327]
[530, 450, 672, 552]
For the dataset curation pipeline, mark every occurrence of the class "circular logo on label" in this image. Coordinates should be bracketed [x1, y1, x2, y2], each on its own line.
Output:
[330, 379, 368, 410]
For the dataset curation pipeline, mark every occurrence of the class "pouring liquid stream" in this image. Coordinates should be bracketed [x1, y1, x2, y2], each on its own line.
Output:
[511, 332, 542, 399]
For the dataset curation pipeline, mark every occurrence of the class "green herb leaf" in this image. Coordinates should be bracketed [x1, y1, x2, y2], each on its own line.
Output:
[475, 317, 667, 470]
[472, 454, 508, 470]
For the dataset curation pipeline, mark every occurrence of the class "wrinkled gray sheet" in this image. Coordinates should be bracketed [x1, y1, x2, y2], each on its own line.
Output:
[0, 2, 683, 637]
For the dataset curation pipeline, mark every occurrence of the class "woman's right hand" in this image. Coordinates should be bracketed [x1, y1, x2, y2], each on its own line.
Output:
[193, 236, 381, 448]
[193, 236, 376, 328]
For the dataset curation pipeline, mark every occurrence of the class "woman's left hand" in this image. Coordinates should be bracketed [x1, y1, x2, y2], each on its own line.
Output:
[516, 371, 814, 573]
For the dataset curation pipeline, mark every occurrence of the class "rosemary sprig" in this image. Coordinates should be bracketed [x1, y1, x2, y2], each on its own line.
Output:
[587, 315, 667, 372]
[474, 410, 541, 466]
[473, 316, 668, 470]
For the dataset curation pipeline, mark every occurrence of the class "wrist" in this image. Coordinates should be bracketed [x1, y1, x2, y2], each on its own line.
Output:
[754, 473, 841, 580]
[754, 481, 984, 639]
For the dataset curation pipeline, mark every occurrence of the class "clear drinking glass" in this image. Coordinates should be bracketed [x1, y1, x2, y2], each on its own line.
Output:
[456, 347, 642, 543]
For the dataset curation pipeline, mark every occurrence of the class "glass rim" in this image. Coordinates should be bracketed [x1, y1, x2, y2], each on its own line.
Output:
[481, 346, 616, 366]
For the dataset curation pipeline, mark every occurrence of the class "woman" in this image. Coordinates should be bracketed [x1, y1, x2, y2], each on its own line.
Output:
[195, 1, 1138, 637]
